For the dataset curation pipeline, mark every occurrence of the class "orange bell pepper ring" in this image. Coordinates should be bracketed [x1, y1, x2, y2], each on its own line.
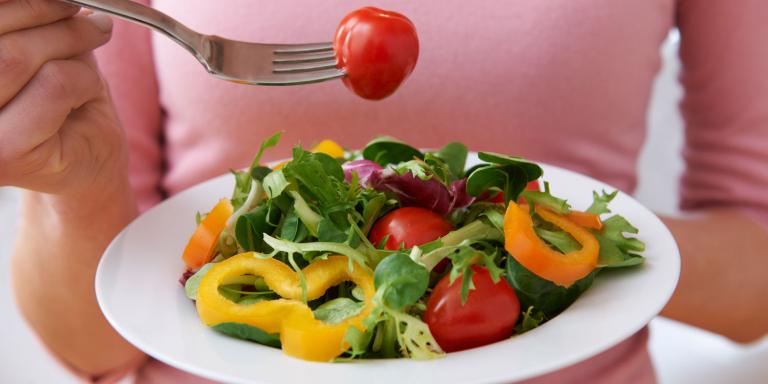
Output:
[565, 210, 602, 230]
[182, 199, 233, 269]
[196, 253, 375, 362]
[504, 202, 599, 287]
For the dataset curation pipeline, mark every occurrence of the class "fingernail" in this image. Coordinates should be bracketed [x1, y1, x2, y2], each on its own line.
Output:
[87, 12, 113, 33]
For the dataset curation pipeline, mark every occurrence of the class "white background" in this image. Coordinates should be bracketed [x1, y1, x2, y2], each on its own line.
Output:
[1, 31, 767, 383]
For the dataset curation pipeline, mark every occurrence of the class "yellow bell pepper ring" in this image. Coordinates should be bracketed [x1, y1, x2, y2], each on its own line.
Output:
[312, 139, 345, 158]
[273, 139, 345, 170]
[195, 253, 375, 361]
[503, 202, 599, 288]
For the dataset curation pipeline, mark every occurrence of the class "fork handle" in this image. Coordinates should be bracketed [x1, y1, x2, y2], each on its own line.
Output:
[60, 0, 207, 60]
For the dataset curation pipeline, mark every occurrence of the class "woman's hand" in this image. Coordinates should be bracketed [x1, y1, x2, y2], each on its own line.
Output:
[0, 0, 127, 196]
[1, 0, 146, 377]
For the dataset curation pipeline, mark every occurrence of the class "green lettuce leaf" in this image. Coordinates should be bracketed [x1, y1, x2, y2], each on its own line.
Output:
[594, 215, 645, 268]
[362, 137, 424, 166]
[586, 190, 618, 215]
[212, 322, 281, 348]
[313, 298, 364, 325]
[435, 142, 468, 180]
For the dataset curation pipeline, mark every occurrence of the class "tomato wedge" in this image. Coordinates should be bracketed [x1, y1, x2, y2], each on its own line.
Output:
[182, 199, 233, 269]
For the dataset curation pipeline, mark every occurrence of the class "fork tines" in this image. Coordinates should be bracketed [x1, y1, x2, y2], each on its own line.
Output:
[272, 43, 337, 74]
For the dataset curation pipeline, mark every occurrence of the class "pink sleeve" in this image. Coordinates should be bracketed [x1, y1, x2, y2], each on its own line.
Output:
[677, 0, 768, 225]
[95, 0, 164, 211]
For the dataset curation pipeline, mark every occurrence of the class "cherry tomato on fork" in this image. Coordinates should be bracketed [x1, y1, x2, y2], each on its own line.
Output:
[334, 7, 419, 100]
[369, 207, 452, 250]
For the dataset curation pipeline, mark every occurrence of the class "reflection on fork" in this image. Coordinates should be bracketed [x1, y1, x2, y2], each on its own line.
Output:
[60, 0, 345, 85]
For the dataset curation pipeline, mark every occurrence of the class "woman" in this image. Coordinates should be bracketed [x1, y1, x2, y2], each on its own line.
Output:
[4, 0, 767, 382]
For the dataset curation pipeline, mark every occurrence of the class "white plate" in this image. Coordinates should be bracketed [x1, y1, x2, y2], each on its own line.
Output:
[96, 159, 680, 384]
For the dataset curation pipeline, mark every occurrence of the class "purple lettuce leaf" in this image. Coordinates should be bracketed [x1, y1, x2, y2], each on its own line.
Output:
[344, 160, 479, 214]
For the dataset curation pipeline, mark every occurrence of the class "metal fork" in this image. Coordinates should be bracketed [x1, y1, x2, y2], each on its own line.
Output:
[60, 0, 344, 85]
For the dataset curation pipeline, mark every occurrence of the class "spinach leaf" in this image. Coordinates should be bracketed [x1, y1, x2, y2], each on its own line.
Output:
[235, 205, 278, 252]
[313, 298, 364, 324]
[279, 209, 308, 243]
[313, 152, 345, 182]
[477, 152, 543, 181]
[435, 142, 468, 179]
[316, 218, 348, 243]
[505, 256, 596, 319]
[466, 164, 528, 202]
[184, 263, 215, 300]
[362, 137, 424, 166]
[467, 151, 545, 202]
[250, 166, 272, 182]
[212, 322, 281, 348]
[374, 253, 429, 310]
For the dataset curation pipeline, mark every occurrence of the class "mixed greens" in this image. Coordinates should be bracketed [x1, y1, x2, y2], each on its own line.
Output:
[180, 134, 645, 361]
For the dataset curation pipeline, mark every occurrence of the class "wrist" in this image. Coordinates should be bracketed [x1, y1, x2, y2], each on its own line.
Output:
[22, 171, 138, 233]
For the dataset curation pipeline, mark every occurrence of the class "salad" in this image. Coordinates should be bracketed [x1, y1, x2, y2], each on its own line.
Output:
[180, 134, 645, 362]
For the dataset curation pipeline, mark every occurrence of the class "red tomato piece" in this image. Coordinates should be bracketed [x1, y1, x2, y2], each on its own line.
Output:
[425, 266, 520, 352]
[368, 207, 452, 250]
[334, 7, 419, 100]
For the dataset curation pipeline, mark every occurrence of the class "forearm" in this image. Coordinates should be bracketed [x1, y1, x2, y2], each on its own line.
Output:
[11, 177, 146, 376]
[660, 209, 768, 343]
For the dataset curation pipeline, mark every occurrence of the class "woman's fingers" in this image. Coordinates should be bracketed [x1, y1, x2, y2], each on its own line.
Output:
[0, 0, 80, 35]
[0, 13, 113, 106]
[0, 58, 103, 179]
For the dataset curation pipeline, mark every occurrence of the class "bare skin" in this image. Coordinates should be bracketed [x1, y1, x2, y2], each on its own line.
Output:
[2, 0, 766, 379]
[661, 211, 768, 343]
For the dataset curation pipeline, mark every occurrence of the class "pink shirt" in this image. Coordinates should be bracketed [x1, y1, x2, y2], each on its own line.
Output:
[91, 0, 768, 382]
